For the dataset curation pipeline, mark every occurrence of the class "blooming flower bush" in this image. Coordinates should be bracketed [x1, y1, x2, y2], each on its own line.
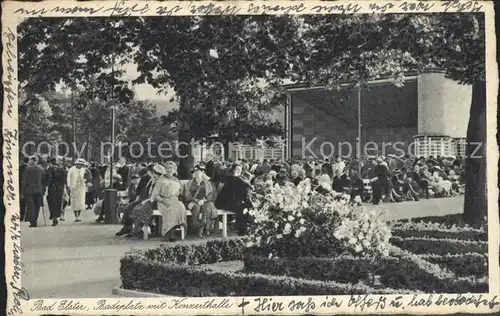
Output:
[245, 178, 392, 258]
[334, 208, 392, 257]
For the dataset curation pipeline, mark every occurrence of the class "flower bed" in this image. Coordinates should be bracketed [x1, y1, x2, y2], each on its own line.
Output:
[418, 253, 488, 278]
[243, 253, 487, 293]
[390, 220, 487, 241]
[243, 254, 379, 283]
[394, 213, 487, 230]
[391, 229, 487, 241]
[389, 236, 488, 255]
[120, 241, 400, 296]
[120, 180, 488, 295]
[142, 238, 247, 264]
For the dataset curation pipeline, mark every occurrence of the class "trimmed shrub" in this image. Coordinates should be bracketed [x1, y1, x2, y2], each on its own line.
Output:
[120, 254, 406, 296]
[243, 254, 375, 283]
[394, 214, 470, 228]
[448, 276, 489, 293]
[390, 236, 488, 255]
[419, 253, 488, 278]
[391, 229, 487, 241]
[378, 254, 487, 293]
[243, 254, 470, 293]
[143, 238, 247, 265]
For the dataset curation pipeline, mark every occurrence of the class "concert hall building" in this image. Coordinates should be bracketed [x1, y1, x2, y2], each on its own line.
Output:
[283, 70, 472, 159]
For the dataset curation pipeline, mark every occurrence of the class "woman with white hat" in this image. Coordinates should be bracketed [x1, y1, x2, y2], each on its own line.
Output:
[430, 165, 454, 197]
[66, 158, 92, 222]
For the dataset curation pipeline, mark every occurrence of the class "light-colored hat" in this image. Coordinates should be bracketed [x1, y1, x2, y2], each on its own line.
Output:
[317, 174, 331, 184]
[153, 164, 166, 175]
[75, 158, 87, 166]
[192, 164, 206, 172]
[164, 161, 177, 168]
[269, 170, 277, 176]
[164, 161, 178, 175]
[241, 171, 253, 184]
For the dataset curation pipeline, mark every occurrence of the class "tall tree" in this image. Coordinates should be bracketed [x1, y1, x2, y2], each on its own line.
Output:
[299, 13, 486, 227]
[128, 15, 304, 177]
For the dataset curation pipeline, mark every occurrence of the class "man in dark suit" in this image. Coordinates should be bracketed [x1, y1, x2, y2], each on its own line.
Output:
[19, 157, 29, 221]
[22, 156, 46, 227]
[117, 157, 132, 191]
[205, 154, 215, 179]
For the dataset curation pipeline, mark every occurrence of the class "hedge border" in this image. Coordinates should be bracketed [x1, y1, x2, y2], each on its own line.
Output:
[143, 237, 247, 265]
[119, 226, 489, 295]
[120, 254, 409, 296]
[418, 253, 488, 278]
[390, 236, 488, 255]
[242, 253, 486, 293]
[391, 229, 487, 241]
[393, 214, 470, 228]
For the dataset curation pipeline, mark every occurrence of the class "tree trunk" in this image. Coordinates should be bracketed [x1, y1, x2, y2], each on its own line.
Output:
[463, 80, 487, 228]
[177, 95, 194, 180]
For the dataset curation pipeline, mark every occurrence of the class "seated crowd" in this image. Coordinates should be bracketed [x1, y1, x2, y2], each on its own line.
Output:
[19, 152, 465, 237]
[95, 153, 466, 240]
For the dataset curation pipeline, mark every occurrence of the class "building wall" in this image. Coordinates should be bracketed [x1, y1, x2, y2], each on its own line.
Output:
[290, 80, 418, 159]
[417, 71, 472, 138]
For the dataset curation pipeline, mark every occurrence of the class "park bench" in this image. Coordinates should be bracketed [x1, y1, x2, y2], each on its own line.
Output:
[146, 179, 234, 240]
[150, 209, 235, 240]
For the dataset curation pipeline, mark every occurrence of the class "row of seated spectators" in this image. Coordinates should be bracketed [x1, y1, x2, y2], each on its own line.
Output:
[88, 154, 465, 239]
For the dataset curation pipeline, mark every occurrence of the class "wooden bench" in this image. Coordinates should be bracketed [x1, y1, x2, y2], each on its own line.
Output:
[146, 179, 234, 240]
[151, 209, 235, 240]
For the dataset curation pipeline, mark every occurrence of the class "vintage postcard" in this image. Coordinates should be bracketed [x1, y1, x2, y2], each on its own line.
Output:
[3, 1, 499, 315]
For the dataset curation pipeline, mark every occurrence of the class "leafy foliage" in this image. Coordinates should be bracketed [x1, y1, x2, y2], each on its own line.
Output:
[18, 17, 134, 99]
[18, 14, 487, 202]
[298, 14, 484, 86]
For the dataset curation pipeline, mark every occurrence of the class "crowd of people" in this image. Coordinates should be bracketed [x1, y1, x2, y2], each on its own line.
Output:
[20, 152, 466, 239]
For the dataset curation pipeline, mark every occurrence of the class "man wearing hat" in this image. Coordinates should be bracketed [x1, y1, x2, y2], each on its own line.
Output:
[275, 167, 289, 186]
[183, 164, 217, 237]
[215, 165, 254, 236]
[67, 158, 92, 222]
[21, 155, 46, 227]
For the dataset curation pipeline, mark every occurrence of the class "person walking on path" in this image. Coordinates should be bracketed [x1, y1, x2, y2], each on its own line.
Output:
[45, 157, 66, 226]
[19, 157, 29, 221]
[22, 155, 46, 227]
[67, 158, 92, 222]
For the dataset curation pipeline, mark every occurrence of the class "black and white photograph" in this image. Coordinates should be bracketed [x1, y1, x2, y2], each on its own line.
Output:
[3, 1, 499, 315]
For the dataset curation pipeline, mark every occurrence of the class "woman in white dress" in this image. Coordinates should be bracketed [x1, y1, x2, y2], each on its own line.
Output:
[431, 166, 454, 196]
[148, 162, 187, 241]
[66, 158, 92, 222]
